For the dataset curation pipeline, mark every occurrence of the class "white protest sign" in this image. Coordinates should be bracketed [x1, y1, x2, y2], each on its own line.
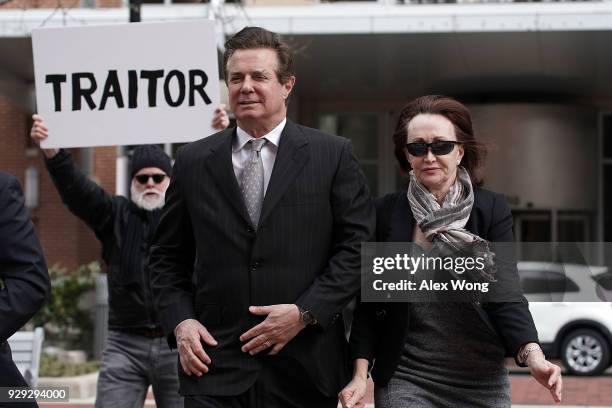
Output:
[33, 20, 220, 148]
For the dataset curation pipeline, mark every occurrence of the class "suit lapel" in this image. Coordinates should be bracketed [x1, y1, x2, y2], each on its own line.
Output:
[204, 128, 252, 225]
[259, 120, 309, 226]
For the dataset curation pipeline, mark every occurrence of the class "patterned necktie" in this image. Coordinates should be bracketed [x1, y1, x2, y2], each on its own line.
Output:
[240, 138, 267, 228]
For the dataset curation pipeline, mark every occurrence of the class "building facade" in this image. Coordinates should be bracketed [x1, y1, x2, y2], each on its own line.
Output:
[1, 0, 611, 268]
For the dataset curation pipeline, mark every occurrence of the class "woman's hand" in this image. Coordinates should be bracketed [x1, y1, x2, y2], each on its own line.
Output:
[339, 376, 367, 408]
[525, 345, 563, 403]
[339, 358, 369, 408]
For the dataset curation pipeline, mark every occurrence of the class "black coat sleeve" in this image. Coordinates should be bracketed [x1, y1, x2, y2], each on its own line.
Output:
[483, 192, 539, 366]
[349, 194, 397, 362]
[45, 149, 115, 237]
[148, 148, 197, 348]
[0, 173, 50, 342]
[349, 300, 377, 362]
[295, 140, 376, 329]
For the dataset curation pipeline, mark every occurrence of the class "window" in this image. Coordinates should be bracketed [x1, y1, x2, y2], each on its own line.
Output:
[605, 164, 612, 242]
[513, 209, 593, 249]
[514, 211, 551, 242]
[603, 113, 612, 243]
[603, 115, 612, 160]
[519, 270, 580, 295]
[557, 211, 592, 242]
[319, 113, 380, 195]
[593, 271, 612, 291]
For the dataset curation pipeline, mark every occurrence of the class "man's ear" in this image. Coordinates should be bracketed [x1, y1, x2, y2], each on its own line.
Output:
[283, 76, 296, 99]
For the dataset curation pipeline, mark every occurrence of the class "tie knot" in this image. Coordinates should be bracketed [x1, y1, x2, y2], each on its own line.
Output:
[250, 138, 267, 153]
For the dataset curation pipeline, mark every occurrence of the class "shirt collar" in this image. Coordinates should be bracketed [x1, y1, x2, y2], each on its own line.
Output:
[234, 118, 286, 152]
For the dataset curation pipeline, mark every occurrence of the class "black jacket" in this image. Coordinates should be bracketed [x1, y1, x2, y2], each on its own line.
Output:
[0, 172, 49, 392]
[149, 121, 376, 397]
[46, 149, 160, 330]
[349, 189, 539, 386]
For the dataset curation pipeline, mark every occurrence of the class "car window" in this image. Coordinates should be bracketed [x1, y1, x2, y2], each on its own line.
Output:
[519, 270, 580, 294]
[593, 272, 612, 290]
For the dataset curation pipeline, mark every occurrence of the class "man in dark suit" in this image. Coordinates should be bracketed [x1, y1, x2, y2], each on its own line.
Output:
[149, 27, 375, 407]
[0, 172, 50, 407]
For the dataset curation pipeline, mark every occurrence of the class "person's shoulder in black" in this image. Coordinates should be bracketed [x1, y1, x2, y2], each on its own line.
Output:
[0, 171, 50, 342]
[0, 172, 50, 405]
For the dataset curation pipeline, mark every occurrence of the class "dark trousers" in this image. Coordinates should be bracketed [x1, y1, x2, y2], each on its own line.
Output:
[184, 357, 338, 408]
[0, 342, 38, 408]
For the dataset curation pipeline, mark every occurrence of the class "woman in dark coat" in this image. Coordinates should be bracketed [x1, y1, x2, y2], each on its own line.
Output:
[339, 95, 563, 408]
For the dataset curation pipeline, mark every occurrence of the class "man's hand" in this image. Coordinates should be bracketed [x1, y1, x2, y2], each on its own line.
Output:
[212, 104, 230, 130]
[239, 304, 305, 355]
[30, 114, 59, 159]
[526, 347, 563, 403]
[175, 318, 218, 377]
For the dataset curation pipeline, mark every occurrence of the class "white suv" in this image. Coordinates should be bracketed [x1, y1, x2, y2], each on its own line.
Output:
[518, 262, 612, 376]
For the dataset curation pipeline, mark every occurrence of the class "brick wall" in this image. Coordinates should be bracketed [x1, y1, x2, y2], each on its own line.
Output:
[97, 0, 122, 7]
[0, 0, 67, 9]
[0, 96, 105, 270]
[0, 98, 28, 178]
[0, 0, 122, 9]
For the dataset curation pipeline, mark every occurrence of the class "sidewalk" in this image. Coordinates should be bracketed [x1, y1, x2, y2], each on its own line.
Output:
[357, 373, 612, 407]
[38, 372, 612, 408]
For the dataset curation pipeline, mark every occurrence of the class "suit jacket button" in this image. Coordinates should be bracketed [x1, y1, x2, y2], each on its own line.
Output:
[376, 309, 386, 318]
[247, 226, 255, 233]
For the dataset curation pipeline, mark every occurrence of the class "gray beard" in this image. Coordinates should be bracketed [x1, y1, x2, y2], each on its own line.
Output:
[130, 183, 165, 211]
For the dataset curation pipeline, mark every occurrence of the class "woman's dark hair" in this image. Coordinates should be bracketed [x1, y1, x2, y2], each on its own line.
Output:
[393, 95, 486, 186]
[223, 26, 294, 85]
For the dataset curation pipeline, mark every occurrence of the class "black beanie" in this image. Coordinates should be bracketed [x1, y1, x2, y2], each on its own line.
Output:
[130, 145, 172, 179]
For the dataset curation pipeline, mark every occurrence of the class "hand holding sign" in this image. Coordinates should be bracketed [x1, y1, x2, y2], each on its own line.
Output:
[30, 115, 58, 159]
[212, 104, 230, 130]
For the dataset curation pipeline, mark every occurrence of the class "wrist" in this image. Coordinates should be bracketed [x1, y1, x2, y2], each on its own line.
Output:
[296, 304, 318, 326]
[43, 148, 59, 159]
[526, 349, 546, 366]
[174, 318, 195, 337]
[519, 343, 544, 366]
[290, 305, 305, 329]
[353, 358, 369, 380]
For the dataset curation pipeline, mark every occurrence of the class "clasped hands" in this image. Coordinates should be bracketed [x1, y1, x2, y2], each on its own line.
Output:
[175, 303, 305, 376]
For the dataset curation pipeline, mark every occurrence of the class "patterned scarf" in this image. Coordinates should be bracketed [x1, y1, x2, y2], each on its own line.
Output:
[407, 167, 496, 282]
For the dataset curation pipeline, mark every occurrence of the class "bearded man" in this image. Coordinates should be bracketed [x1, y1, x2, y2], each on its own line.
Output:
[30, 110, 228, 408]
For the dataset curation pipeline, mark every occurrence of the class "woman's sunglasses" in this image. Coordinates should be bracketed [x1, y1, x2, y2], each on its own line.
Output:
[135, 174, 166, 184]
[405, 141, 462, 157]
